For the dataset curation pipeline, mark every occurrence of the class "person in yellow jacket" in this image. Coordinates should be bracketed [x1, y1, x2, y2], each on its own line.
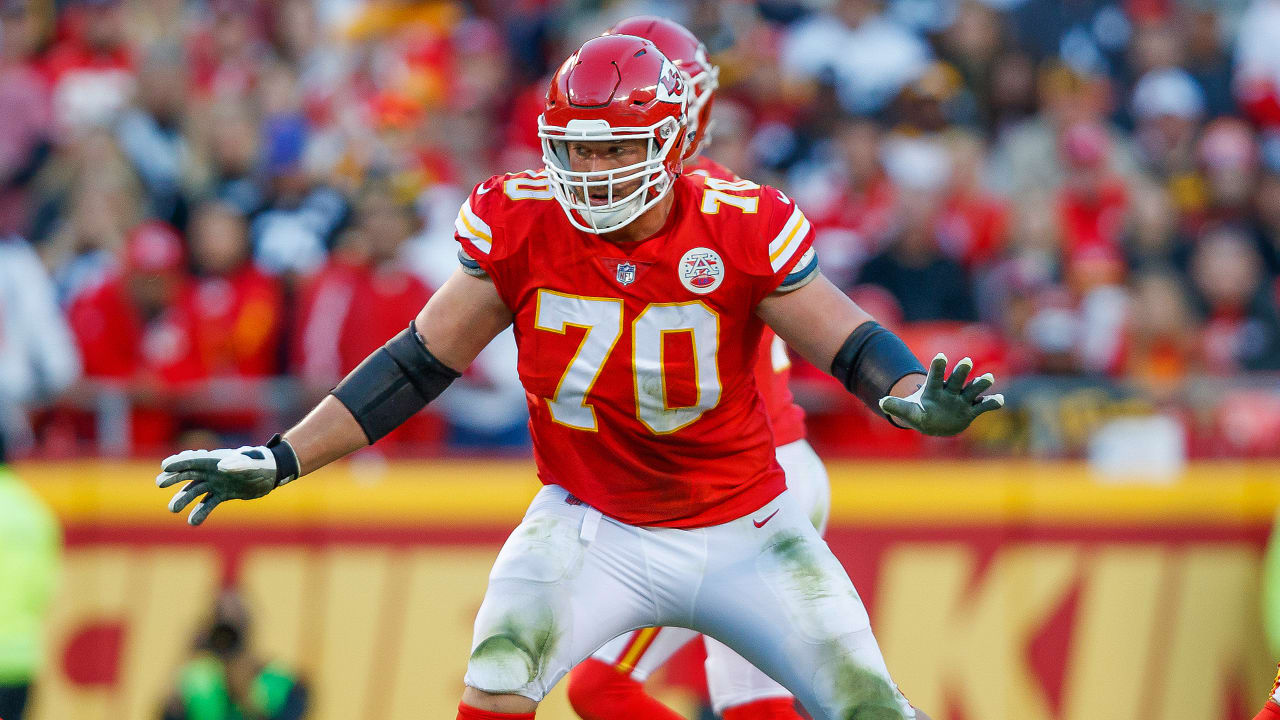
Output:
[0, 456, 62, 720]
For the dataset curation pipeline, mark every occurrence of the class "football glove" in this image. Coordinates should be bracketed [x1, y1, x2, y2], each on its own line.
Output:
[878, 353, 1004, 437]
[157, 436, 299, 526]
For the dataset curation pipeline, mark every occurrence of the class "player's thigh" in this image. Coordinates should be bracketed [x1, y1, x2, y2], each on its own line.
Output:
[466, 485, 655, 702]
[775, 439, 830, 534]
[703, 635, 792, 714]
[693, 496, 914, 720]
[591, 626, 700, 682]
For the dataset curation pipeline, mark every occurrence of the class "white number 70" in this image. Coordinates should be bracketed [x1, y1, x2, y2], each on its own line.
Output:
[534, 290, 721, 435]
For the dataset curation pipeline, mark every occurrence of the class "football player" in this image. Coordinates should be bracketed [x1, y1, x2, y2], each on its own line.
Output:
[157, 35, 1002, 720]
[567, 16, 830, 720]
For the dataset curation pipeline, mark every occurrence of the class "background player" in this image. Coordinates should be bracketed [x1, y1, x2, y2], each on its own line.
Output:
[156, 35, 1002, 720]
[568, 17, 828, 720]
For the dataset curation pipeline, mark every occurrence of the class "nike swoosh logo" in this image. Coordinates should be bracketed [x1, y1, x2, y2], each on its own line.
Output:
[753, 509, 780, 528]
[476, 184, 493, 195]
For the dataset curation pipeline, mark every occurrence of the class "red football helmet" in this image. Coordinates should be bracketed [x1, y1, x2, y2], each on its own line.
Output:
[608, 16, 719, 160]
[539, 34, 689, 234]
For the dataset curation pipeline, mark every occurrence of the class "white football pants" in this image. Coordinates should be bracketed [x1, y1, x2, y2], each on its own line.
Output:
[464, 442, 914, 720]
[590, 439, 832, 712]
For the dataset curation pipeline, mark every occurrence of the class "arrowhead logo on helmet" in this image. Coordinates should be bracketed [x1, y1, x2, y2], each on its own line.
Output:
[656, 59, 686, 103]
[537, 35, 690, 235]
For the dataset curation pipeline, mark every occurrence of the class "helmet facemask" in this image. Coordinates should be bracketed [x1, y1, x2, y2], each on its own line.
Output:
[539, 115, 685, 234]
[684, 64, 719, 159]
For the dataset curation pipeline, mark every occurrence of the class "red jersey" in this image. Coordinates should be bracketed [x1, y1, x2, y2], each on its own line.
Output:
[455, 171, 816, 528]
[687, 155, 807, 446]
[295, 260, 433, 381]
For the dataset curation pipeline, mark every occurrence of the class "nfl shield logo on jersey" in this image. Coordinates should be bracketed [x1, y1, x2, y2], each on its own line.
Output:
[678, 247, 724, 294]
[616, 262, 637, 286]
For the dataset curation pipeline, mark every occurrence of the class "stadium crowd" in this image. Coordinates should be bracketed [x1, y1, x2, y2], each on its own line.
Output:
[3, 0, 1280, 458]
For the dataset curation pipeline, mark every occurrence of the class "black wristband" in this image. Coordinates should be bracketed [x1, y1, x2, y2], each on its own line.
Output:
[266, 433, 300, 487]
[831, 321, 926, 419]
[331, 322, 462, 444]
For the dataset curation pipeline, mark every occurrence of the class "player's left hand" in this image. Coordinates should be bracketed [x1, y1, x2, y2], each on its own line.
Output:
[156, 446, 283, 526]
[878, 353, 1004, 437]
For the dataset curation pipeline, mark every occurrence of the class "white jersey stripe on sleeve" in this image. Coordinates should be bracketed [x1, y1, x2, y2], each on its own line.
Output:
[769, 211, 810, 272]
[456, 199, 493, 254]
[767, 206, 803, 257]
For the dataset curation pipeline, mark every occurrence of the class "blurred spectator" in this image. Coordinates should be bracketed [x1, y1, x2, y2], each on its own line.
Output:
[1122, 182, 1191, 272]
[857, 137, 977, 321]
[161, 590, 308, 720]
[1182, 7, 1237, 118]
[935, 131, 1009, 268]
[0, 236, 80, 454]
[938, 1, 1009, 114]
[1191, 223, 1280, 372]
[1122, 269, 1201, 397]
[0, 459, 61, 720]
[983, 49, 1038, 134]
[0, 2, 52, 237]
[65, 220, 197, 448]
[780, 0, 931, 115]
[1235, 0, 1280, 128]
[185, 0, 269, 102]
[197, 100, 265, 218]
[1194, 116, 1258, 228]
[296, 183, 428, 386]
[35, 131, 144, 300]
[115, 43, 191, 229]
[186, 201, 282, 379]
[987, 63, 1139, 197]
[795, 118, 898, 288]
[1056, 121, 1128, 258]
[43, 0, 135, 138]
[250, 110, 349, 276]
[975, 196, 1060, 344]
[1131, 68, 1205, 181]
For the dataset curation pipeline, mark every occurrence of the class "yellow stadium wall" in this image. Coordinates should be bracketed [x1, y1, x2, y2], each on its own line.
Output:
[14, 459, 1280, 720]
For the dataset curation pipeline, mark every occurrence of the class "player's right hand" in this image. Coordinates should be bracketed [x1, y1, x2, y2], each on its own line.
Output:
[157, 446, 283, 526]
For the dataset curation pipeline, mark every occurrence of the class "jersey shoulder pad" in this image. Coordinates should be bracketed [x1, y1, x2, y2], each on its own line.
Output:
[454, 170, 555, 271]
[692, 175, 815, 288]
[696, 178, 814, 298]
[755, 183, 815, 286]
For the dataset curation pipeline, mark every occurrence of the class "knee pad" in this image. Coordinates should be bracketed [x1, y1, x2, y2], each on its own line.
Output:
[467, 634, 538, 693]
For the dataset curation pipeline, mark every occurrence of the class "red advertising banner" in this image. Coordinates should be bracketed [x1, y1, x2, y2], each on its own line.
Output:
[15, 460, 1277, 720]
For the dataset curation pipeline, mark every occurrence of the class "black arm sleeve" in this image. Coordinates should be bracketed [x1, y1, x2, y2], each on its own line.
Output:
[831, 321, 925, 418]
[330, 323, 461, 443]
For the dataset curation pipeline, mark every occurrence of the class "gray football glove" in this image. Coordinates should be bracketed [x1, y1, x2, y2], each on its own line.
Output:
[878, 353, 1004, 437]
[157, 440, 298, 526]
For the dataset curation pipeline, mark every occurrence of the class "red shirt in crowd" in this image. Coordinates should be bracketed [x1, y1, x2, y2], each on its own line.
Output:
[182, 265, 282, 378]
[294, 256, 438, 447]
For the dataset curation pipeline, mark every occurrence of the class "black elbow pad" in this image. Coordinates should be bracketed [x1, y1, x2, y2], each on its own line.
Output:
[831, 321, 925, 417]
[331, 323, 461, 443]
